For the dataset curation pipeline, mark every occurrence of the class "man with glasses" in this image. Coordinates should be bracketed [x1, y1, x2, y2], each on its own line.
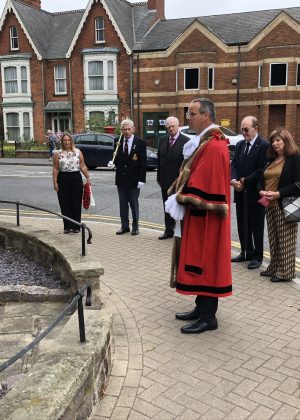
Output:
[172, 98, 232, 334]
[231, 116, 268, 269]
[157, 116, 189, 239]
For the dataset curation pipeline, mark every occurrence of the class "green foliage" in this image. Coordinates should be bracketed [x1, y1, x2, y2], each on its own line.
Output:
[85, 113, 120, 134]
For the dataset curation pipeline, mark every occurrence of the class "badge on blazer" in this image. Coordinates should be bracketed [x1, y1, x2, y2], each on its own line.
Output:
[132, 154, 138, 161]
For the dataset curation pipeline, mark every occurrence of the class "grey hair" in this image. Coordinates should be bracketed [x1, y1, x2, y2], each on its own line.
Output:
[120, 119, 134, 129]
[192, 98, 216, 122]
[165, 116, 179, 127]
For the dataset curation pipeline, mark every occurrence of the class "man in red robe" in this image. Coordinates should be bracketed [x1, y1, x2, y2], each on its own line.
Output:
[175, 98, 232, 334]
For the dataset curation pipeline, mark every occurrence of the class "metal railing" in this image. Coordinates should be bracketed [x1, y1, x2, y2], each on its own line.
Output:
[0, 285, 92, 374]
[0, 200, 92, 256]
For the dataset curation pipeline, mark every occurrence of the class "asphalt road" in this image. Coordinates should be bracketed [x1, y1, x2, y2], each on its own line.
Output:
[0, 165, 299, 259]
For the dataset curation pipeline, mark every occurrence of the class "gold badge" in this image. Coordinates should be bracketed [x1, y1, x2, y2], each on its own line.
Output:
[132, 154, 138, 161]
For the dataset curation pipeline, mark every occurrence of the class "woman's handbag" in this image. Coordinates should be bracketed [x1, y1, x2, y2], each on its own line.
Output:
[282, 196, 300, 222]
[82, 182, 95, 210]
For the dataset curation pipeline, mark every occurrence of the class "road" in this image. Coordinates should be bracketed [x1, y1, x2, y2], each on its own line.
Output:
[0, 165, 299, 260]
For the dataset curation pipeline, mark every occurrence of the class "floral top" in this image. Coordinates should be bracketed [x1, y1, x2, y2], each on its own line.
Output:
[57, 148, 81, 172]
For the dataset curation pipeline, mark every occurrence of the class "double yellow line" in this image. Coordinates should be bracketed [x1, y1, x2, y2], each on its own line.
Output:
[0, 208, 299, 272]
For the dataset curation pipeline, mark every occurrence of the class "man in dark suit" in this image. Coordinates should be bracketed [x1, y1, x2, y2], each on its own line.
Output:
[113, 119, 147, 236]
[231, 116, 268, 269]
[157, 117, 189, 239]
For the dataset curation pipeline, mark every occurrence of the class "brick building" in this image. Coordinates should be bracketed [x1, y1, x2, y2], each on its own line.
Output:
[0, 0, 300, 147]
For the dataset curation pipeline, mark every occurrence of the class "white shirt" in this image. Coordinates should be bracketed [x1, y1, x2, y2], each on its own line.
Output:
[123, 135, 134, 154]
[183, 123, 219, 160]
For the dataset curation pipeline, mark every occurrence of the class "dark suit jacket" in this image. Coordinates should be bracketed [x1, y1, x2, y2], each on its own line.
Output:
[258, 153, 300, 209]
[231, 135, 269, 205]
[114, 135, 147, 188]
[157, 133, 189, 190]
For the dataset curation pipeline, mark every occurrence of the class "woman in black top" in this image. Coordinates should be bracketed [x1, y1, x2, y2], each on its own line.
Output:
[258, 128, 300, 282]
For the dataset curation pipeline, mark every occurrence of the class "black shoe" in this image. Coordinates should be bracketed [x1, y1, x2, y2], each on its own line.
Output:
[231, 253, 245, 262]
[131, 229, 139, 236]
[175, 307, 200, 321]
[63, 229, 70, 234]
[159, 232, 174, 240]
[271, 276, 287, 283]
[181, 318, 218, 334]
[260, 271, 272, 277]
[248, 259, 262, 269]
[71, 229, 80, 233]
[116, 228, 130, 235]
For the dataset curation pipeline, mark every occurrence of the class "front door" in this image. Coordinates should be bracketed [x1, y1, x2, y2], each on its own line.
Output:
[143, 112, 169, 148]
[53, 114, 71, 134]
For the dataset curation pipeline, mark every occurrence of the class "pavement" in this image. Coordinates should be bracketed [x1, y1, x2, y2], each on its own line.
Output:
[0, 157, 52, 166]
[1, 214, 299, 420]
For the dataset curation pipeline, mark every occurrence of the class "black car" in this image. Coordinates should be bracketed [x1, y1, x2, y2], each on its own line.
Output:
[72, 133, 158, 170]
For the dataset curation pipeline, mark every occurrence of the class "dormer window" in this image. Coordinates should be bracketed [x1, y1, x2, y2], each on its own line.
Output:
[95, 17, 105, 43]
[10, 26, 19, 50]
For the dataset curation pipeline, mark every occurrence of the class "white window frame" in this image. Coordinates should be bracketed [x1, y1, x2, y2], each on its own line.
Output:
[54, 65, 67, 95]
[84, 105, 118, 125]
[1, 60, 31, 98]
[83, 54, 117, 95]
[184, 68, 199, 90]
[10, 26, 19, 51]
[208, 67, 214, 90]
[95, 17, 105, 44]
[258, 64, 262, 88]
[269, 63, 288, 87]
[3, 107, 34, 142]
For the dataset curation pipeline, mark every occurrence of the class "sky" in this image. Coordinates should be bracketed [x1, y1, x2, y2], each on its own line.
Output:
[0, 0, 300, 18]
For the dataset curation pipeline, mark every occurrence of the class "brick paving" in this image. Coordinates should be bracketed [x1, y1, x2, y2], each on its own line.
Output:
[2, 216, 300, 419]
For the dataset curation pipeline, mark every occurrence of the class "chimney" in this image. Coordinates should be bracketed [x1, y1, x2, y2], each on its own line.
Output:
[21, 0, 41, 9]
[148, 0, 165, 22]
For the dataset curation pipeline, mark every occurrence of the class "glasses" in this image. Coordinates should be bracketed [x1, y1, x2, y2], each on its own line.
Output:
[241, 127, 250, 133]
[186, 111, 206, 118]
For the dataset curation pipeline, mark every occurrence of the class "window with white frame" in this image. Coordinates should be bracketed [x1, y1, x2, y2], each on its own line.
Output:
[270, 63, 288, 86]
[107, 60, 114, 90]
[208, 67, 214, 90]
[6, 113, 20, 140]
[4, 67, 18, 93]
[54, 65, 67, 94]
[95, 17, 105, 43]
[258, 64, 263, 88]
[184, 68, 199, 90]
[89, 111, 105, 119]
[23, 112, 31, 140]
[10, 27, 19, 50]
[2, 62, 31, 96]
[88, 61, 104, 90]
[21, 66, 28, 93]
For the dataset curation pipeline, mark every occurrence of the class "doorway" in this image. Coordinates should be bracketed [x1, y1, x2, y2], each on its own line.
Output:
[143, 112, 169, 148]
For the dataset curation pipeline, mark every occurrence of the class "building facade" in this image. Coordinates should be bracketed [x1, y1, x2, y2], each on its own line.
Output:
[0, 0, 300, 147]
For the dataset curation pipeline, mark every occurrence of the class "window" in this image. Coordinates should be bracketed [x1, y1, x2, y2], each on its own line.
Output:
[108, 110, 116, 123]
[97, 134, 114, 146]
[270, 63, 287, 86]
[54, 65, 67, 94]
[10, 27, 19, 50]
[208, 67, 214, 90]
[89, 111, 105, 119]
[184, 68, 199, 90]
[21, 66, 28, 93]
[6, 113, 20, 140]
[95, 17, 105, 43]
[258, 64, 262, 88]
[74, 134, 96, 144]
[4, 67, 18, 93]
[297, 63, 300, 86]
[107, 60, 114, 90]
[88, 61, 104, 90]
[23, 112, 30, 140]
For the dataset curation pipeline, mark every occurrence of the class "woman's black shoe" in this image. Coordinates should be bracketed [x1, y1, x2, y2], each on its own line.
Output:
[63, 229, 70, 234]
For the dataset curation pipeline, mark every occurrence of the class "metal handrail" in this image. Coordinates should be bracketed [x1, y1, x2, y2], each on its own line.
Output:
[0, 200, 92, 256]
[0, 285, 92, 374]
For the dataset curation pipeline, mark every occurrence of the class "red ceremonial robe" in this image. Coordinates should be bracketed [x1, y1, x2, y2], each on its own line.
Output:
[176, 132, 232, 298]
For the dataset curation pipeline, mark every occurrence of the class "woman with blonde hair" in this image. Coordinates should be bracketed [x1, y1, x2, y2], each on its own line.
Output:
[258, 128, 300, 282]
[53, 133, 90, 233]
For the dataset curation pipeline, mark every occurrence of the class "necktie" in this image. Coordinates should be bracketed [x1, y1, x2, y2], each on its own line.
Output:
[243, 142, 250, 161]
[169, 136, 175, 147]
[124, 139, 128, 158]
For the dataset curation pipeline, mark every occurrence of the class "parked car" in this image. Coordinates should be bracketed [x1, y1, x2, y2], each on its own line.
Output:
[180, 126, 243, 159]
[72, 133, 158, 170]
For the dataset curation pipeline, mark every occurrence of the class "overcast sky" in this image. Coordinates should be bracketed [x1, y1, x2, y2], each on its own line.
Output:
[0, 0, 300, 18]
